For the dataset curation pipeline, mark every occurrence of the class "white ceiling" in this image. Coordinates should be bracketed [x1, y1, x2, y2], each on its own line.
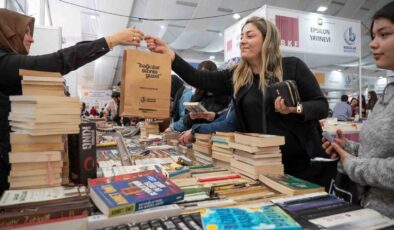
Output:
[15, 0, 394, 89]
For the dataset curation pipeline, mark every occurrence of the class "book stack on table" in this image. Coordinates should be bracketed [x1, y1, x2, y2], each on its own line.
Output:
[192, 133, 213, 165]
[7, 70, 80, 189]
[229, 133, 285, 179]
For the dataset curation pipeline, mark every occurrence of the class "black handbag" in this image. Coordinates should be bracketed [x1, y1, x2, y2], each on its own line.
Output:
[329, 172, 367, 205]
[268, 80, 301, 107]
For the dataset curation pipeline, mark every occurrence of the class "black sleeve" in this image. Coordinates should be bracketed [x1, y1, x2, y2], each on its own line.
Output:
[0, 38, 110, 86]
[292, 57, 329, 121]
[172, 54, 234, 96]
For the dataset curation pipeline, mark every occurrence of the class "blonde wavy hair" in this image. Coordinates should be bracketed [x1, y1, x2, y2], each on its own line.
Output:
[233, 16, 283, 97]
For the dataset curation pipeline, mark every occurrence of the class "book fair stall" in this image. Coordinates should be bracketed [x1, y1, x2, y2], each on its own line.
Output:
[0, 2, 393, 230]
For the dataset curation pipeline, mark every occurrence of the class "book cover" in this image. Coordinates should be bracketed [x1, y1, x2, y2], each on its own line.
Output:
[89, 171, 184, 217]
[259, 174, 324, 195]
[68, 122, 97, 185]
[183, 102, 208, 112]
[309, 208, 394, 229]
[201, 204, 301, 230]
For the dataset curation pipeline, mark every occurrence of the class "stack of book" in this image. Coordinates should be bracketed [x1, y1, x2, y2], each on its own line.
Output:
[211, 132, 234, 168]
[8, 134, 65, 189]
[9, 95, 80, 135]
[7, 70, 80, 189]
[140, 122, 160, 137]
[0, 186, 91, 228]
[192, 133, 212, 165]
[20, 69, 65, 96]
[229, 133, 285, 179]
[162, 131, 180, 145]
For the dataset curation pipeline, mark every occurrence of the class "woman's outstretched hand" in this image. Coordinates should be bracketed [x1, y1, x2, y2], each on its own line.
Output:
[144, 35, 175, 61]
[106, 27, 144, 48]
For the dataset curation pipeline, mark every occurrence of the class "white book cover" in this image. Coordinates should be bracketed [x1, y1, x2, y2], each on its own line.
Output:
[309, 208, 391, 228]
[0, 186, 86, 206]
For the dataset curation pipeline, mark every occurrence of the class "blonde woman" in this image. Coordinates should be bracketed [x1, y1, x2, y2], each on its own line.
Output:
[145, 16, 330, 187]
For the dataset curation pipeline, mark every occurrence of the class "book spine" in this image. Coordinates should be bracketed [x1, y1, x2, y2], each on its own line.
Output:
[284, 197, 344, 212]
[298, 203, 361, 220]
[68, 123, 97, 185]
[169, 169, 190, 178]
[0, 206, 90, 228]
[197, 174, 241, 183]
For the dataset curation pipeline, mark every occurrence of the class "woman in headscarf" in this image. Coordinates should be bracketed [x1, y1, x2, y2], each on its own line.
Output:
[0, 9, 144, 194]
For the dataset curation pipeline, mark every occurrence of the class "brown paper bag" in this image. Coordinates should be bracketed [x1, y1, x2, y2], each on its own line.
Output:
[120, 49, 171, 119]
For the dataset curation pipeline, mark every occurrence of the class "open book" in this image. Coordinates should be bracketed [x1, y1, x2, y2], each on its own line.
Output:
[183, 102, 208, 112]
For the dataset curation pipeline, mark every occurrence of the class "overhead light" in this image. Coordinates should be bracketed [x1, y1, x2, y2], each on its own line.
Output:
[90, 15, 96, 19]
[160, 25, 165, 29]
[209, 56, 215, 60]
[317, 6, 327, 12]
[219, 32, 223, 37]
[233, 13, 241, 20]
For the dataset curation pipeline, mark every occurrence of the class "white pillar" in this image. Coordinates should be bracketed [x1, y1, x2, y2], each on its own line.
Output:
[39, 0, 46, 25]
[0, 0, 5, 8]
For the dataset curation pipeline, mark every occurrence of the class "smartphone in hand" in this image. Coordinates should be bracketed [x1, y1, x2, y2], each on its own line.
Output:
[322, 131, 334, 143]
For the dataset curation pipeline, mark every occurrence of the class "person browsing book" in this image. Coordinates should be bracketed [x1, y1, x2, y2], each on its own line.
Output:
[322, 2, 394, 218]
[145, 16, 332, 188]
[179, 100, 237, 145]
[181, 60, 231, 130]
[165, 74, 193, 132]
[177, 60, 231, 143]
[0, 9, 144, 194]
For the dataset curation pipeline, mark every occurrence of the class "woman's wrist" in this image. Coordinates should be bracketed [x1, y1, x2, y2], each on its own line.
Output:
[105, 36, 115, 49]
[169, 49, 175, 62]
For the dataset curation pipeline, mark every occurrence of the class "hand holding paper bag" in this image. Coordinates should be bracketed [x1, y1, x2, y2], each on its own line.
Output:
[144, 35, 175, 61]
[120, 49, 171, 119]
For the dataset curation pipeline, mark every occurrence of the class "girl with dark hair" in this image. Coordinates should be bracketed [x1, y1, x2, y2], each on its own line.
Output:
[323, 1, 394, 217]
[367, 90, 378, 111]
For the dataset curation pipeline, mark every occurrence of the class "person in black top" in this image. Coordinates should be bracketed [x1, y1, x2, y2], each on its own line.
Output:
[146, 16, 333, 188]
[182, 61, 230, 130]
[0, 8, 144, 194]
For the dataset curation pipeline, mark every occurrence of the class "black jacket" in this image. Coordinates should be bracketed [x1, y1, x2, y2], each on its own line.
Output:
[172, 54, 328, 172]
[0, 38, 110, 192]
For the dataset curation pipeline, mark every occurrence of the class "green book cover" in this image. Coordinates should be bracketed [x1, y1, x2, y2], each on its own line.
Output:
[274, 175, 321, 189]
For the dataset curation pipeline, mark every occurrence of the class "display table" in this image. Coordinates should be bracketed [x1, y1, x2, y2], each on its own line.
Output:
[320, 119, 362, 142]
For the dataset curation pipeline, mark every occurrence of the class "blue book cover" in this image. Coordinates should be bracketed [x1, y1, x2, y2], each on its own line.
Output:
[281, 196, 344, 212]
[201, 204, 301, 230]
[90, 171, 184, 217]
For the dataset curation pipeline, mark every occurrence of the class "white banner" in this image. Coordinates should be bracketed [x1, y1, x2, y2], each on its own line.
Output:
[224, 5, 361, 61]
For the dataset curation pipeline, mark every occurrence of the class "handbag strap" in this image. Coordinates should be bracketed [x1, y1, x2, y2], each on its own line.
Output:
[262, 87, 268, 134]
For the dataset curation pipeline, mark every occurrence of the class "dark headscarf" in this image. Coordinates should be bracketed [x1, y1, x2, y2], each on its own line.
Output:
[0, 8, 35, 54]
